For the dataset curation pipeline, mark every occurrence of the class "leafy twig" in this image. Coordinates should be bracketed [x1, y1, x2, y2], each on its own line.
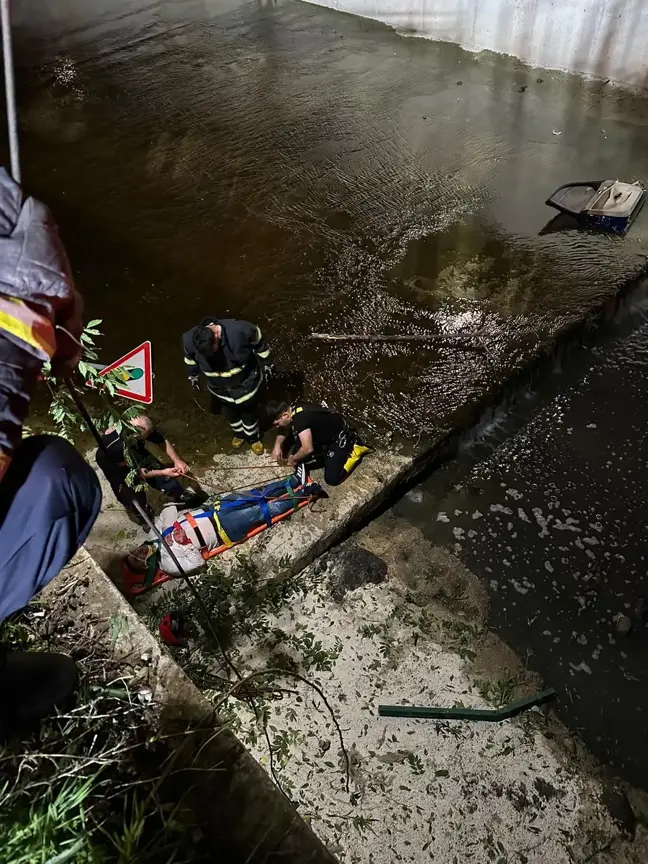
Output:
[212, 668, 350, 793]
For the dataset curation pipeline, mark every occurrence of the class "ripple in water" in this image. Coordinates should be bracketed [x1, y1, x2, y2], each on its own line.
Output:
[13, 0, 648, 442]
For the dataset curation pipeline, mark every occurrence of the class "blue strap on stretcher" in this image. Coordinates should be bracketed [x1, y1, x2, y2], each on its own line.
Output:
[216, 488, 273, 528]
[161, 474, 304, 538]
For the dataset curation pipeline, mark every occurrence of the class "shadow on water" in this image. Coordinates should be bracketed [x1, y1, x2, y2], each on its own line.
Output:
[538, 212, 586, 237]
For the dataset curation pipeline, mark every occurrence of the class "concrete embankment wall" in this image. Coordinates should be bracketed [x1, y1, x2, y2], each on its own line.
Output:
[303, 0, 648, 86]
[45, 550, 337, 864]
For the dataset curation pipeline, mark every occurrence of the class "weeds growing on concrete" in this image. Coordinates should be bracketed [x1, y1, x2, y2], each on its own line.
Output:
[475, 673, 524, 707]
[143, 553, 350, 801]
[0, 608, 211, 864]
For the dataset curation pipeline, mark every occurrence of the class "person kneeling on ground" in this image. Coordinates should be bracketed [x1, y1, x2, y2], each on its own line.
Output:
[95, 413, 205, 522]
[123, 466, 324, 589]
[269, 401, 372, 486]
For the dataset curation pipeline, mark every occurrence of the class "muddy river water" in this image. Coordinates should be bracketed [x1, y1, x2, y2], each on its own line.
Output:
[396, 298, 648, 789]
[12, 0, 648, 446]
[10, 0, 648, 787]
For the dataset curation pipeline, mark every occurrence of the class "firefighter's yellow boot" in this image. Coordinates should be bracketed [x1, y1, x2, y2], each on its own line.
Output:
[343, 443, 373, 475]
[231, 436, 245, 449]
[250, 441, 265, 456]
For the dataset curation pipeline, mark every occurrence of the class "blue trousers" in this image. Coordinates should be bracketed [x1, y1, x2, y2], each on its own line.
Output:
[0, 435, 102, 623]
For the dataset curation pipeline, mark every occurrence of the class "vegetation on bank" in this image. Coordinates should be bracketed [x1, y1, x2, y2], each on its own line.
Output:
[0, 604, 212, 864]
[36, 320, 147, 492]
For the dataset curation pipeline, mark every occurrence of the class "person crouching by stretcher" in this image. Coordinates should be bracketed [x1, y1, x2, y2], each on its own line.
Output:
[122, 466, 325, 593]
[95, 413, 205, 525]
[268, 401, 372, 486]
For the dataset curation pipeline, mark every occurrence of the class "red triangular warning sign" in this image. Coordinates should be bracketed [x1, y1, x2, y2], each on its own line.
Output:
[95, 341, 153, 404]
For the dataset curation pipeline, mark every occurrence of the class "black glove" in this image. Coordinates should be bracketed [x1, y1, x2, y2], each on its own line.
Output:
[190, 376, 200, 391]
[263, 363, 276, 382]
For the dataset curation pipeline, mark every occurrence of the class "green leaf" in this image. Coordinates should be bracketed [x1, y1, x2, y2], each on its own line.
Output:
[86, 319, 102, 328]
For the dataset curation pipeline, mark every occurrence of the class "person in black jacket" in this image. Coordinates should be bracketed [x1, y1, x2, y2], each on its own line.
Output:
[95, 413, 203, 522]
[183, 317, 272, 455]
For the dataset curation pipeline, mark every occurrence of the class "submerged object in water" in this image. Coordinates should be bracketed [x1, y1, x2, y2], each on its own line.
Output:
[545, 180, 646, 235]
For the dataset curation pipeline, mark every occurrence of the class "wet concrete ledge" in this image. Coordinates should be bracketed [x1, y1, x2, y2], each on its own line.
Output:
[193, 266, 648, 586]
[302, 0, 648, 87]
[44, 549, 336, 864]
[87, 267, 648, 595]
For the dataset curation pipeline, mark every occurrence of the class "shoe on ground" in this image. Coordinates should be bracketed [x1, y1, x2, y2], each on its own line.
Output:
[231, 436, 245, 450]
[342, 442, 373, 476]
[250, 441, 265, 456]
[0, 650, 79, 737]
[353, 443, 373, 458]
[355, 438, 375, 454]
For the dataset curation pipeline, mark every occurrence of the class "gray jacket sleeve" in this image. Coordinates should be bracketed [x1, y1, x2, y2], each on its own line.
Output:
[0, 168, 79, 473]
[0, 168, 76, 318]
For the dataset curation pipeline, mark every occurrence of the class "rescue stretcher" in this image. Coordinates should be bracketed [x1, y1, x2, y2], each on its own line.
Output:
[122, 470, 325, 596]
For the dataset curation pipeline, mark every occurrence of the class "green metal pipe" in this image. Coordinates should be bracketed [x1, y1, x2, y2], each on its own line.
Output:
[378, 688, 556, 722]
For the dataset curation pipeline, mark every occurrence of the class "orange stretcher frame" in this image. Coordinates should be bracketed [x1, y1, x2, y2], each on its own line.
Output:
[122, 485, 318, 596]
[201, 492, 314, 559]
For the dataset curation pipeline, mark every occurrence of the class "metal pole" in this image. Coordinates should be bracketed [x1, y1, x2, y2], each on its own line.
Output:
[1, 0, 20, 183]
[63, 378, 178, 555]
[378, 689, 557, 722]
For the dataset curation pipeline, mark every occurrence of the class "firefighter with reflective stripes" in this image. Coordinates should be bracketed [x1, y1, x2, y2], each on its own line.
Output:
[182, 317, 272, 455]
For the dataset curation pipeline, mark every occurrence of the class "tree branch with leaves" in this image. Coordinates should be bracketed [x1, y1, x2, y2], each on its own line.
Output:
[41, 319, 147, 491]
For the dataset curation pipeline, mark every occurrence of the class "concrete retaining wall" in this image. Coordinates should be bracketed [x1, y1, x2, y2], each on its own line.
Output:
[44, 550, 337, 864]
[302, 0, 648, 86]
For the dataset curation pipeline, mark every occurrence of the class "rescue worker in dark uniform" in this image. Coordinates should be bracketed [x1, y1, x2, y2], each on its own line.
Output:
[0, 168, 102, 733]
[183, 317, 271, 456]
[269, 401, 372, 486]
[95, 413, 203, 522]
